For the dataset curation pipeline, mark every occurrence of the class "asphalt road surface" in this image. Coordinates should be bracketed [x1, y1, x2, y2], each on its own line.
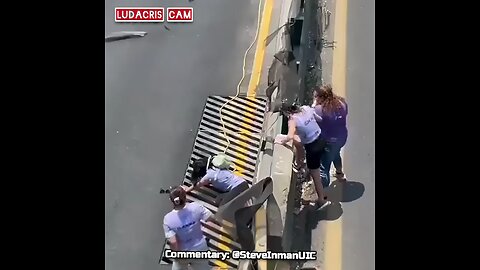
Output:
[340, 0, 375, 268]
[105, 1, 260, 269]
[327, 0, 376, 270]
[326, 0, 375, 269]
[303, 0, 375, 269]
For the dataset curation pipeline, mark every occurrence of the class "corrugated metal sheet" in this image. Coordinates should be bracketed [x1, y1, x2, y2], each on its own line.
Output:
[160, 96, 267, 268]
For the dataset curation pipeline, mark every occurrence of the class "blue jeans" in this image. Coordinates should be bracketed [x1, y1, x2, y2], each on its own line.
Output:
[321, 139, 346, 187]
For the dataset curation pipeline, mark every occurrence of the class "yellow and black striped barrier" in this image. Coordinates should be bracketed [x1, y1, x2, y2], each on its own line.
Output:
[160, 96, 267, 268]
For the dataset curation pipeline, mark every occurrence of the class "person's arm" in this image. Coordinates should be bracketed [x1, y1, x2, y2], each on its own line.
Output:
[313, 105, 323, 123]
[163, 221, 180, 251]
[167, 236, 179, 251]
[185, 176, 210, 193]
[199, 203, 215, 223]
[281, 118, 296, 144]
[184, 174, 212, 193]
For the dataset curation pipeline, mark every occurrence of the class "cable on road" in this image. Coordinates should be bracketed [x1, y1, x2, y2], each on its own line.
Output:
[218, 0, 263, 155]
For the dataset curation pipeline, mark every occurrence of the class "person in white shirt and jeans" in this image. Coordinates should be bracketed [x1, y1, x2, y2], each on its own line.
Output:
[163, 186, 214, 270]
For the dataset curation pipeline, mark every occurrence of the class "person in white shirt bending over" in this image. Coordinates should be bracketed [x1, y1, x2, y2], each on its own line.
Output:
[163, 186, 214, 270]
[278, 101, 331, 210]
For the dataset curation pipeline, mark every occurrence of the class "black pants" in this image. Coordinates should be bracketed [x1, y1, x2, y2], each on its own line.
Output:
[216, 181, 250, 206]
[304, 136, 327, 170]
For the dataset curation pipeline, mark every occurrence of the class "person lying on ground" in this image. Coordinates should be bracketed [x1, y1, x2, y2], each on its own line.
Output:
[185, 154, 250, 206]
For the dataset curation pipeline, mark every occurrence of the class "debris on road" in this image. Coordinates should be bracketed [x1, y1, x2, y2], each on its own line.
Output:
[105, 31, 148, 42]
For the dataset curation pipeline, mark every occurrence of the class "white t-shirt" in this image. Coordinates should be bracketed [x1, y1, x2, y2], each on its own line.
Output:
[292, 106, 321, 144]
[163, 202, 213, 251]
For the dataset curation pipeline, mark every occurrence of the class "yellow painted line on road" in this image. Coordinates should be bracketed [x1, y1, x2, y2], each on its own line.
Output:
[213, 261, 229, 269]
[215, 0, 276, 266]
[170, 94, 266, 268]
[254, 207, 267, 270]
[219, 99, 263, 179]
[216, 128, 253, 266]
[247, 0, 275, 97]
[203, 222, 234, 268]
[232, 128, 254, 179]
[216, 104, 264, 265]
[324, 1, 348, 270]
[244, 0, 275, 269]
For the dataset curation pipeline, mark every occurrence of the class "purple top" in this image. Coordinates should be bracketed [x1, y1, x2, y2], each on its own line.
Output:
[314, 100, 348, 143]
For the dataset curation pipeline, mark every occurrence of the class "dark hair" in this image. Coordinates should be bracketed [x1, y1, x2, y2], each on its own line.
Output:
[280, 99, 301, 115]
[191, 157, 210, 184]
[313, 84, 346, 114]
[169, 186, 187, 206]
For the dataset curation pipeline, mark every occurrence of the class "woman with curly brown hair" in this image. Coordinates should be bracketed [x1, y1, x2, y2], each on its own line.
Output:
[313, 84, 348, 186]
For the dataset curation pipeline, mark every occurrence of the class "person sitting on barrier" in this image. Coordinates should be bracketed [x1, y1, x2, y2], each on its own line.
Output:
[163, 186, 214, 270]
[313, 84, 348, 185]
[278, 100, 331, 210]
[186, 153, 250, 206]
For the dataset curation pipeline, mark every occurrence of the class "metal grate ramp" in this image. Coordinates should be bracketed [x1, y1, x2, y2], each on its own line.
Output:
[160, 96, 267, 269]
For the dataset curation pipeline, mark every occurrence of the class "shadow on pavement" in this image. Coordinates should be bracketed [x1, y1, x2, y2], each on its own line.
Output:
[325, 180, 365, 203]
[308, 202, 343, 230]
[291, 202, 343, 250]
[290, 179, 364, 269]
